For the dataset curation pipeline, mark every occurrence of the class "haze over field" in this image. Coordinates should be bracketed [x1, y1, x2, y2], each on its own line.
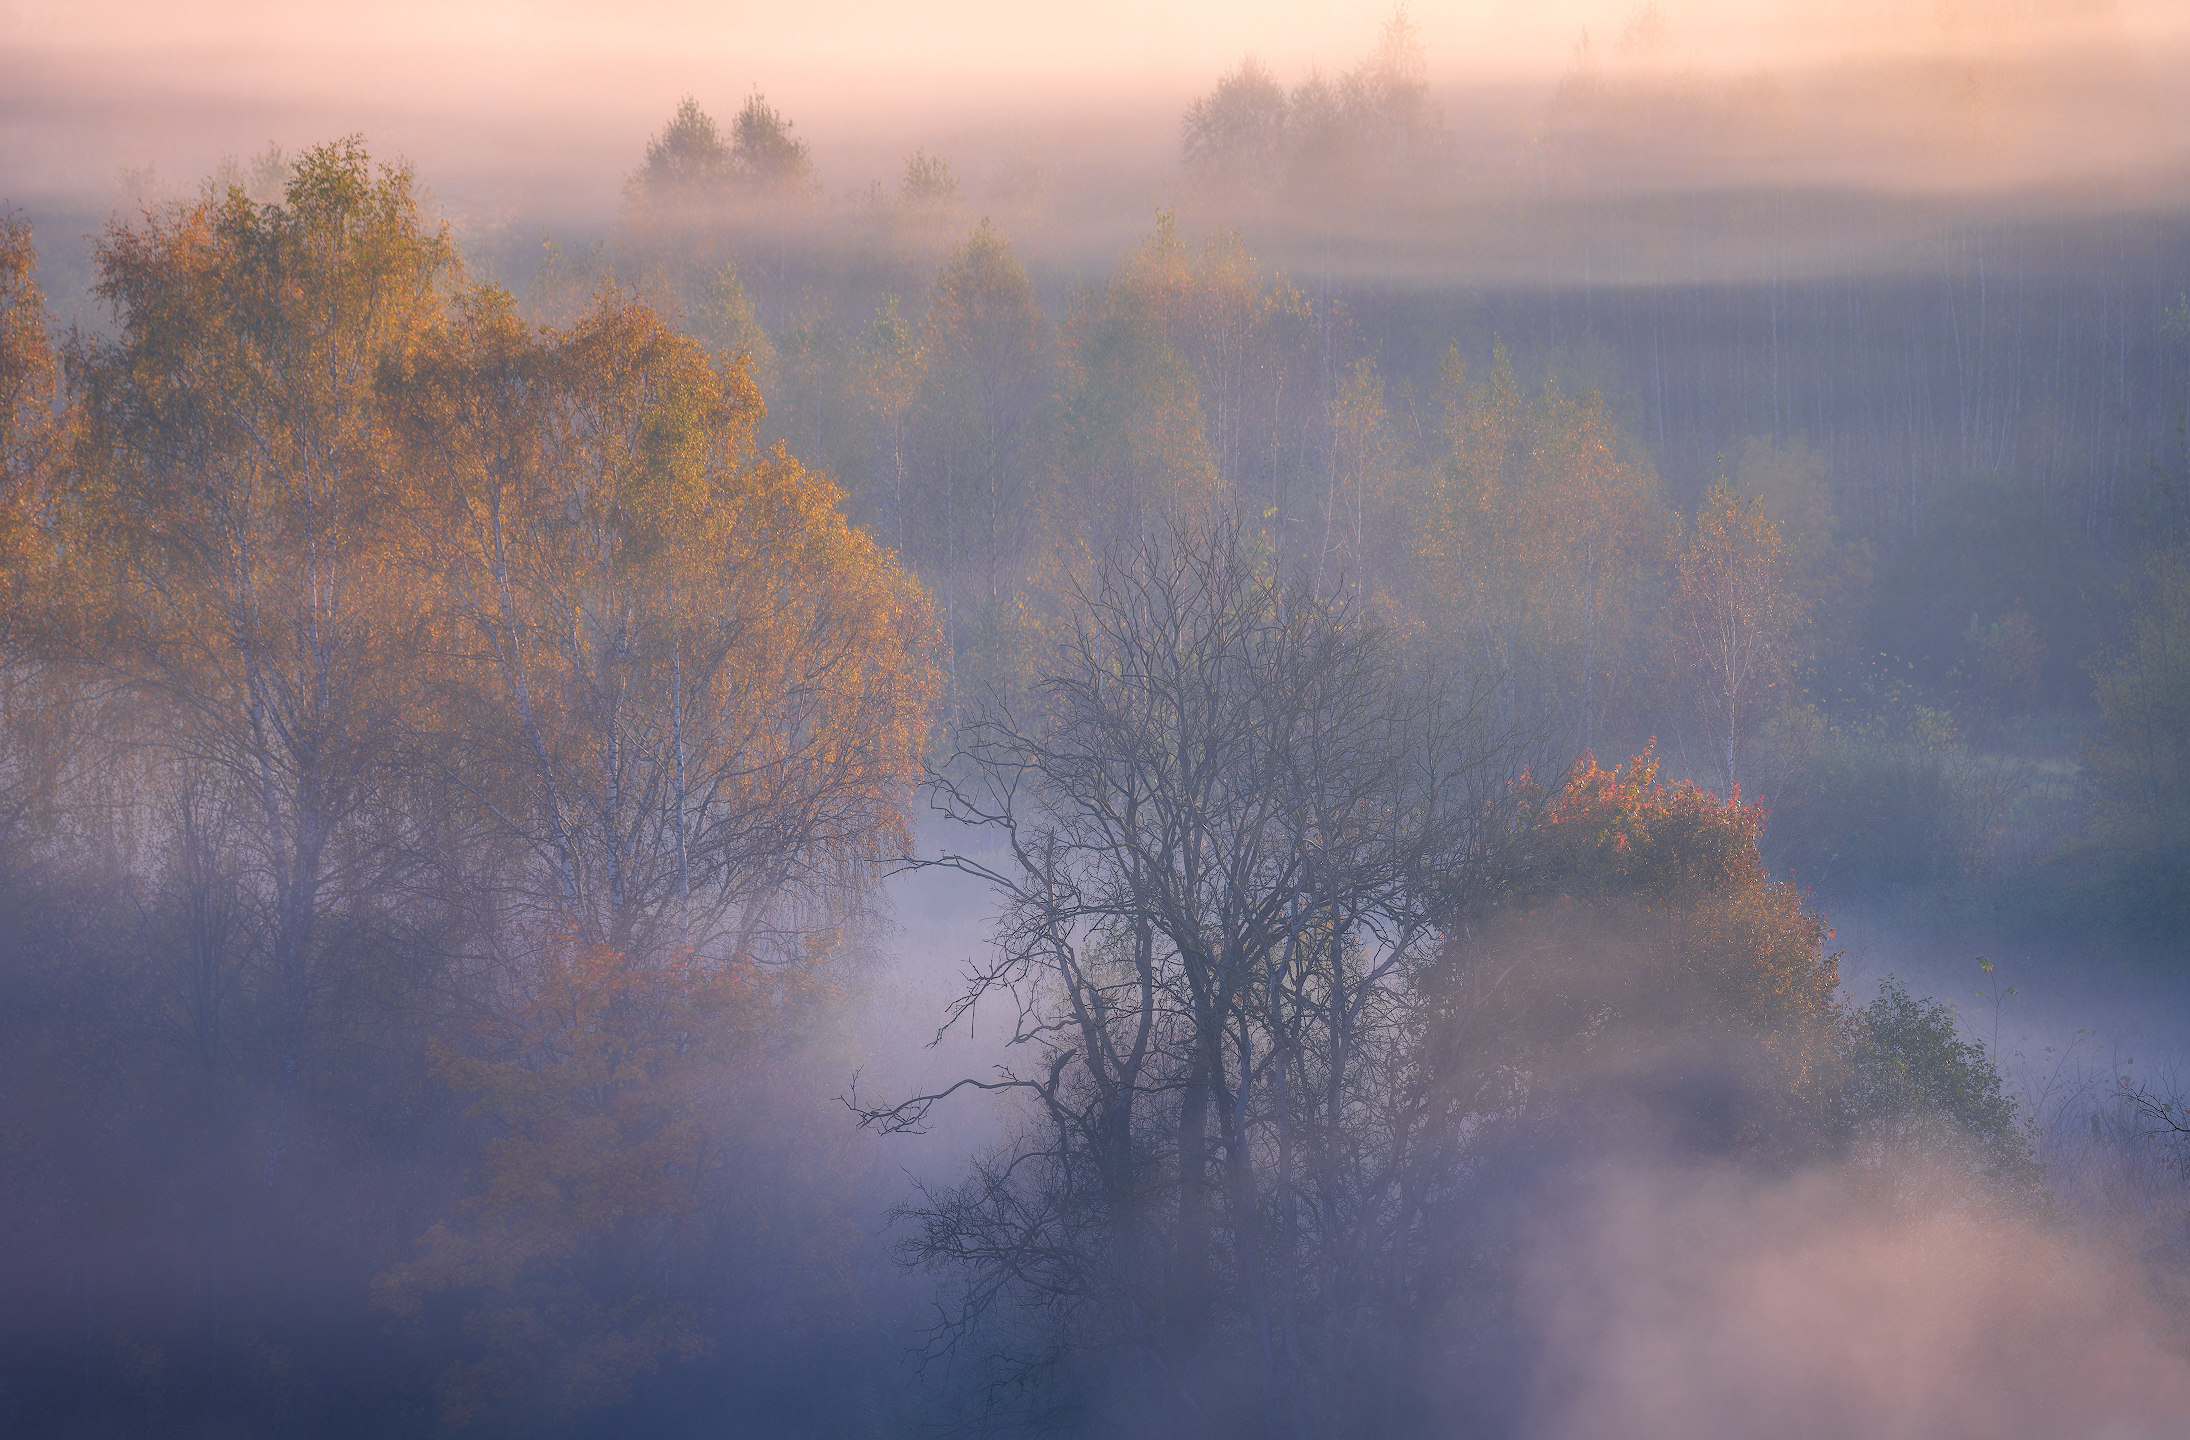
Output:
[6, 0, 2190, 264]
[3, 3, 2190, 1437]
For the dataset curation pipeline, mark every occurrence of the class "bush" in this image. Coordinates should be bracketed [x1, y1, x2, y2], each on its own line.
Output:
[1841, 978, 2047, 1218]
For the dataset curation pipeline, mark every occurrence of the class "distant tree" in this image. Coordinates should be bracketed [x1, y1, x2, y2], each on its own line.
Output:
[1419, 345, 1666, 753]
[1182, 12, 1442, 209]
[1670, 479, 1804, 794]
[685, 260, 772, 372]
[860, 293, 925, 557]
[1056, 216, 1221, 564]
[1182, 57, 1290, 193]
[900, 149, 959, 204]
[905, 222, 1053, 713]
[630, 96, 737, 202]
[1734, 435, 1871, 676]
[623, 93, 815, 210]
[730, 92, 816, 198]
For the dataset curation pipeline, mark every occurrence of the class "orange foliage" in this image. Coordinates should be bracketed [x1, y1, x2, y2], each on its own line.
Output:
[1531, 747, 1773, 902]
[1525, 747, 1837, 1040]
[0, 212, 57, 603]
[1437, 749, 1842, 1138]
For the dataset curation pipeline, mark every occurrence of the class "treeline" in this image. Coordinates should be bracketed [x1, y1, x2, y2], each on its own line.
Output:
[584, 59, 2190, 930]
[515, 16, 2190, 563]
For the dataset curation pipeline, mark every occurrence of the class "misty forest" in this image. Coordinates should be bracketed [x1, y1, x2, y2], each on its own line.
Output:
[6, 7, 2190, 1437]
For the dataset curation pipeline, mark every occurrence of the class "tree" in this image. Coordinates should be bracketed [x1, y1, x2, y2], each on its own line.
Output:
[1670, 478, 1805, 794]
[387, 285, 939, 966]
[620, 94, 819, 333]
[73, 139, 458, 1116]
[625, 93, 814, 206]
[627, 97, 736, 205]
[1055, 220, 1222, 567]
[900, 150, 959, 205]
[862, 516, 1504, 1437]
[0, 211, 56, 536]
[729, 92, 816, 199]
[1182, 58, 1290, 195]
[1419, 347, 1666, 753]
[902, 222, 1054, 719]
[1842, 978, 2046, 1217]
[0, 212, 69, 845]
[1426, 748, 1844, 1136]
[1179, 12, 1444, 218]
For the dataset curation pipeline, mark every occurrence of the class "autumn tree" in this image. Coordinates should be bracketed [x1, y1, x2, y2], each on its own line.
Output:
[375, 284, 938, 1430]
[72, 140, 458, 1113]
[1418, 346, 1666, 753]
[1670, 478, 1806, 794]
[1096, 219, 1328, 578]
[1054, 218, 1223, 566]
[387, 285, 939, 966]
[0, 212, 56, 540]
[1424, 748, 1844, 1154]
[0, 212, 67, 842]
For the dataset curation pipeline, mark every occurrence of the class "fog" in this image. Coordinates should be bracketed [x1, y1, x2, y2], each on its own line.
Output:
[7, 0, 2189, 271]
[1521, 1161, 2190, 1440]
[4, 1, 2190, 1436]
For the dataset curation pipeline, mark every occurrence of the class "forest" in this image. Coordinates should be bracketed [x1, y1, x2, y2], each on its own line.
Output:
[4, 10, 2190, 1437]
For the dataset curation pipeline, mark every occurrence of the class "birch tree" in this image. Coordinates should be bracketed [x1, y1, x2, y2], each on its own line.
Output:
[1670, 479, 1805, 794]
[74, 140, 455, 1115]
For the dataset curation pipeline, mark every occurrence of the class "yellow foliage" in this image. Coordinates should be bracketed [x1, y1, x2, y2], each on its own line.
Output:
[1671, 478, 1806, 791]
[1418, 345, 1667, 746]
[388, 284, 941, 960]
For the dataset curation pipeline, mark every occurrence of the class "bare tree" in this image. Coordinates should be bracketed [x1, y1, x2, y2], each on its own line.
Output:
[859, 515, 1510, 1436]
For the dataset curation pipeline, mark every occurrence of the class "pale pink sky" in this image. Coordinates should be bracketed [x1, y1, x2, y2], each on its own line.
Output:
[2, 1, 2184, 227]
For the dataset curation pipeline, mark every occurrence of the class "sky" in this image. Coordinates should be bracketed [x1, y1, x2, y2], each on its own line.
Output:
[2, 0, 2186, 290]
[6, 1, 2187, 203]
